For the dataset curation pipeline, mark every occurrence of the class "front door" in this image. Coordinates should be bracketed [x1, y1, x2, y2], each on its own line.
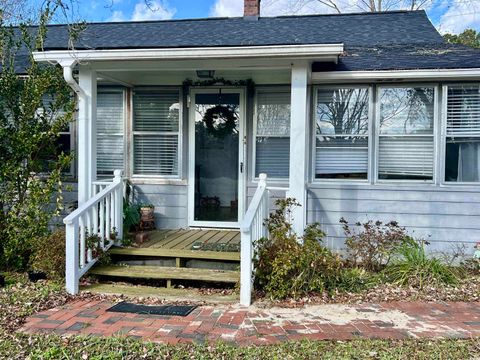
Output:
[188, 88, 245, 228]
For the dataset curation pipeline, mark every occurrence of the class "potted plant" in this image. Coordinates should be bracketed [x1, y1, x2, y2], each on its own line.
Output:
[139, 204, 155, 222]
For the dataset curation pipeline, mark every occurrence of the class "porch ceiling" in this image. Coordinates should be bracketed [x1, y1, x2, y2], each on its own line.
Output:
[97, 68, 292, 86]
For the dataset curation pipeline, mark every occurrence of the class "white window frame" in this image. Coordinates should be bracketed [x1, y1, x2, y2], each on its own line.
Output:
[38, 93, 76, 178]
[312, 84, 374, 184]
[374, 83, 439, 184]
[96, 87, 127, 179]
[441, 82, 480, 186]
[62, 120, 76, 178]
[252, 86, 291, 183]
[130, 87, 183, 180]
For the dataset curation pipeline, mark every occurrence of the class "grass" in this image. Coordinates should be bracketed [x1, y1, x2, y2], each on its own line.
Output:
[0, 273, 479, 359]
[0, 333, 479, 360]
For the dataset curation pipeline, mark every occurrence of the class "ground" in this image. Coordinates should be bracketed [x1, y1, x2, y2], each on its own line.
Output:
[1, 276, 480, 359]
[20, 299, 480, 344]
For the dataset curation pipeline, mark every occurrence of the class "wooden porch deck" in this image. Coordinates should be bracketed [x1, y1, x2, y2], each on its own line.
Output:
[139, 229, 241, 252]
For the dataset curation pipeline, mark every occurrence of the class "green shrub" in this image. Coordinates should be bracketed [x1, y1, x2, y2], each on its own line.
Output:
[254, 198, 342, 300]
[333, 267, 381, 293]
[384, 237, 461, 288]
[30, 229, 66, 280]
[341, 218, 408, 272]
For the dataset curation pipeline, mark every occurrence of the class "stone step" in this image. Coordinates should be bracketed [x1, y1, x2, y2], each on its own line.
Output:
[81, 283, 238, 303]
[90, 265, 239, 284]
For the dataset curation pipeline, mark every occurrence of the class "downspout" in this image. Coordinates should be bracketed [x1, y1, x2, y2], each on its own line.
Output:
[61, 61, 84, 97]
[60, 60, 90, 204]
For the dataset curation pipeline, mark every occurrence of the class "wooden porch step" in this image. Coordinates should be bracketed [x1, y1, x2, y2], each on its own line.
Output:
[81, 283, 238, 303]
[90, 265, 239, 284]
[109, 247, 240, 262]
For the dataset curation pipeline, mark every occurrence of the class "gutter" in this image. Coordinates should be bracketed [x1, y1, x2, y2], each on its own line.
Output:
[311, 68, 480, 83]
[33, 44, 344, 63]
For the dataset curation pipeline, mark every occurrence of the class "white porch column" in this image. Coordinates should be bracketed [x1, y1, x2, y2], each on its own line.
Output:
[287, 62, 310, 237]
[77, 68, 97, 204]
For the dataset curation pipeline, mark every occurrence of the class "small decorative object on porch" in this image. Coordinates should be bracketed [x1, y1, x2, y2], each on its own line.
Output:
[200, 196, 220, 209]
[139, 204, 156, 231]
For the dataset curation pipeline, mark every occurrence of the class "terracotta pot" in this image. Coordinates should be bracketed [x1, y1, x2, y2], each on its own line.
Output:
[140, 206, 155, 221]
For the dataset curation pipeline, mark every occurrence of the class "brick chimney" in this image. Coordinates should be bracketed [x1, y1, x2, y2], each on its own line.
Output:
[244, 0, 261, 19]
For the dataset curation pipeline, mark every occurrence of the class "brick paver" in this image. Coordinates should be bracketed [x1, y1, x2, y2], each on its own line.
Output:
[21, 301, 480, 345]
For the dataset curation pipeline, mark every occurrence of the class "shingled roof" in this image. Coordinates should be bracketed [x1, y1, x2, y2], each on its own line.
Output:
[313, 43, 480, 71]
[41, 10, 442, 50]
[14, 10, 480, 72]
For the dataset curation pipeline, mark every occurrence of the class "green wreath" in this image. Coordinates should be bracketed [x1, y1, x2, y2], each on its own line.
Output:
[203, 105, 238, 138]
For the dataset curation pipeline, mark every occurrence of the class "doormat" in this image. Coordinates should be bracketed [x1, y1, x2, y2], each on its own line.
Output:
[107, 302, 197, 317]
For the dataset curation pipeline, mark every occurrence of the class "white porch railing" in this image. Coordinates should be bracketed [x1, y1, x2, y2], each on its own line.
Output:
[240, 173, 270, 306]
[64, 170, 124, 294]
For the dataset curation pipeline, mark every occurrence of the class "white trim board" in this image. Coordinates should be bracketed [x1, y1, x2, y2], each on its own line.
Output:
[312, 68, 480, 83]
[33, 44, 344, 64]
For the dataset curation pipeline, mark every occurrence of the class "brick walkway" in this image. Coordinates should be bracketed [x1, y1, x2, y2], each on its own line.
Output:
[21, 300, 480, 345]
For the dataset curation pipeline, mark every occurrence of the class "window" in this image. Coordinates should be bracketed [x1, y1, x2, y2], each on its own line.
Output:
[133, 89, 181, 177]
[97, 89, 125, 178]
[445, 84, 480, 182]
[41, 94, 74, 175]
[255, 89, 290, 179]
[315, 87, 369, 179]
[378, 86, 435, 181]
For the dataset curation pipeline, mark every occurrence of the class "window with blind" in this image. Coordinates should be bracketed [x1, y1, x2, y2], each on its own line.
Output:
[315, 87, 369, 179]
[445, 84, 480, 182]
[133, 89, 181, 177]
[255, 90, 291, 179]
[378, 87, 435, 181]
[97, 90, 124, 177]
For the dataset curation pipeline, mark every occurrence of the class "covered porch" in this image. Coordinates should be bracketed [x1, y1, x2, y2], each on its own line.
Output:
[33, 44, 344, 305]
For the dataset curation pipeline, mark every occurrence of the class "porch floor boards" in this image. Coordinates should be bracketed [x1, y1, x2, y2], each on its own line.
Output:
[140, 229, 241, 251]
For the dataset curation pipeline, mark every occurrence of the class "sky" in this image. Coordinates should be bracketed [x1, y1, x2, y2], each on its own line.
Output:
[34, 0, 480, 34]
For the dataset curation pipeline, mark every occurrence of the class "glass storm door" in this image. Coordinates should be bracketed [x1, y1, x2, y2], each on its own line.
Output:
[189, 89, 244, 227]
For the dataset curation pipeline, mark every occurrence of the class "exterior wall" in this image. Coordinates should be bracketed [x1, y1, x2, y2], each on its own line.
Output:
[65, 75, 480, 256]
[133, 183, 188, 229]
[307, 184, 480, 255]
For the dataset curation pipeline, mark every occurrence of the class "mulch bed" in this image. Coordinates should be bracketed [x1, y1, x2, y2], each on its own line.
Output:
[255, 276, 480, 308]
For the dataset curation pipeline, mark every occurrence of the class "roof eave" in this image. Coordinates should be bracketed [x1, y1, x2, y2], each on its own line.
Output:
[312, 68, 480, 83]
[33, 44, 344, 65]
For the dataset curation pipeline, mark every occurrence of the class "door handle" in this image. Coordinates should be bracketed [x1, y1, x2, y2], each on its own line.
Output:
[240, 162, 244, 173]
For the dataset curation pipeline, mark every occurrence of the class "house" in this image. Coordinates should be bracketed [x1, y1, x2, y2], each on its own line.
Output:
[31, 0, 480, 305]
